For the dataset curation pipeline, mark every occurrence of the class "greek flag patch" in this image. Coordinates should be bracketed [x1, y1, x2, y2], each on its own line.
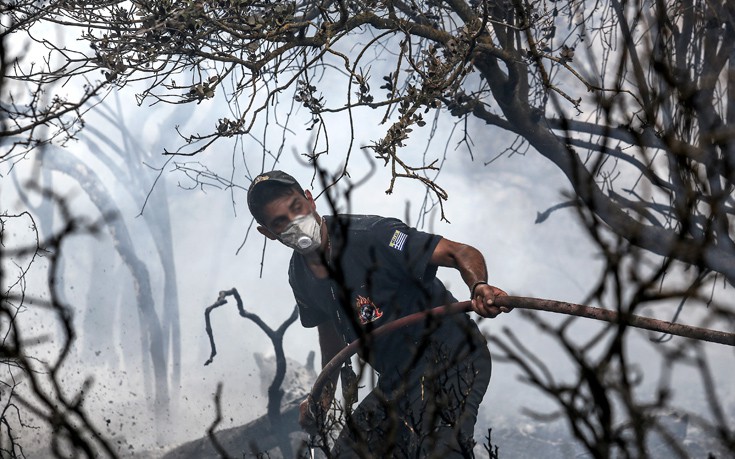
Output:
[389, 230, 407, 251]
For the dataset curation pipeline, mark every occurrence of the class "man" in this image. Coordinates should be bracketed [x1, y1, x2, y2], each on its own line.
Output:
[247, 170, 509, 457]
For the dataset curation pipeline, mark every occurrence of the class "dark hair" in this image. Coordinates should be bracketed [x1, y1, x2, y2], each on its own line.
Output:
[248, 182, 304, 226]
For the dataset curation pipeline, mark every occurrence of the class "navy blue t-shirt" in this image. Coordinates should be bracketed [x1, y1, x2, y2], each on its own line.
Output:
[289, 215, 485, 385]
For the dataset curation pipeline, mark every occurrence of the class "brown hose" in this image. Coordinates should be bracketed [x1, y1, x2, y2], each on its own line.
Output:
[309, 296, 735, 403]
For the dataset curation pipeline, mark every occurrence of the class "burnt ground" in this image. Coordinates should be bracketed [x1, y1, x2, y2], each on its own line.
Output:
[482, 413, 733, 458]
[153, 410, 732, 458]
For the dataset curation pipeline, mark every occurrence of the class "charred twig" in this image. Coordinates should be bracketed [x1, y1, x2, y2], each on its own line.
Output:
[202, 291, 231, 367]
[206, 383, 234, 459]
[535, 200, 579, 224]
[202, 288, 299, 457]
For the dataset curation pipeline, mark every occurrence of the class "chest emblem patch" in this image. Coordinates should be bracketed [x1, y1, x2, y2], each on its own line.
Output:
[389, 230, 407, 251]
[355, 295, 384, 325]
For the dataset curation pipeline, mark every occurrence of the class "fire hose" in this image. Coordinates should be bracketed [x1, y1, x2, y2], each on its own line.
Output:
[309, 295, 735, 404]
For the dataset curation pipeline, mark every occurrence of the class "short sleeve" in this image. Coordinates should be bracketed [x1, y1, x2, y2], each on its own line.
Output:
[370, 217, 442, 282]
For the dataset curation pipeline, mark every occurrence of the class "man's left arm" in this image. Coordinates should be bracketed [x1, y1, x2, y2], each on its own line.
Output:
[430, 238, 511, 318]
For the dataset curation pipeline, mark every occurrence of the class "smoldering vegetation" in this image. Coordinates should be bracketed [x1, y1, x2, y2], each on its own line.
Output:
[2, 94, 734, 457]
[2, 0, 735, 456]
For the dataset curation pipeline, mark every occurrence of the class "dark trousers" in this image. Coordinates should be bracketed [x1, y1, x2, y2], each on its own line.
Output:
[332, 346, 492, 458]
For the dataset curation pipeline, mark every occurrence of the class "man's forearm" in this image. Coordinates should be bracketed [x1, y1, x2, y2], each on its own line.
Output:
[317, 321, 345, 404]
[430, 238, 510, 317]
[454, 243, 489, 292]
[431, 238, 489, 292]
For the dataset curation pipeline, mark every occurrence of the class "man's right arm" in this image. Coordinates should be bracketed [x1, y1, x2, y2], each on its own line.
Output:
[299, 320, 345, 432]
[318, 320, 346, 368]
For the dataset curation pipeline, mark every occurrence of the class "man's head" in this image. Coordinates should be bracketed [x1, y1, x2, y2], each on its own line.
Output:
[247, 170, 306, 225]
[247, 170, 324, 254]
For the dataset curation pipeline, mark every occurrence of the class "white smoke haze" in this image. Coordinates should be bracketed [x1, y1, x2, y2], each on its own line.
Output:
[2, 22, 733, 459]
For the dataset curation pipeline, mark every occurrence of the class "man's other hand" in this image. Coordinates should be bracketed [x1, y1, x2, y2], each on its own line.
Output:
[299, 396, 325, 435]
[472, 284, 511, 318]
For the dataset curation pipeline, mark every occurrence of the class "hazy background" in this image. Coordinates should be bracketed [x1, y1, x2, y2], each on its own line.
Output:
[2, 39, 733, 456]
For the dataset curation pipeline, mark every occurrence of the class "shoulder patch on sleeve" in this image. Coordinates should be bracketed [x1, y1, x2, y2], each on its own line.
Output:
[388, 229, 408, 251]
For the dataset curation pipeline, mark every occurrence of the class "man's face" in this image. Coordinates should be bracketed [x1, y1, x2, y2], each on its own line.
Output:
[257, 189, 317, 239]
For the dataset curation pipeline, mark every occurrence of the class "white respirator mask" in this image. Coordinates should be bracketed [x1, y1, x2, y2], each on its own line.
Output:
[278, 213, 323, 254]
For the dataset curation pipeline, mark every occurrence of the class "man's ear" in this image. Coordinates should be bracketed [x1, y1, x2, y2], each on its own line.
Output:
[304, 189, 317, 211]
[257, 225, 278, 240]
